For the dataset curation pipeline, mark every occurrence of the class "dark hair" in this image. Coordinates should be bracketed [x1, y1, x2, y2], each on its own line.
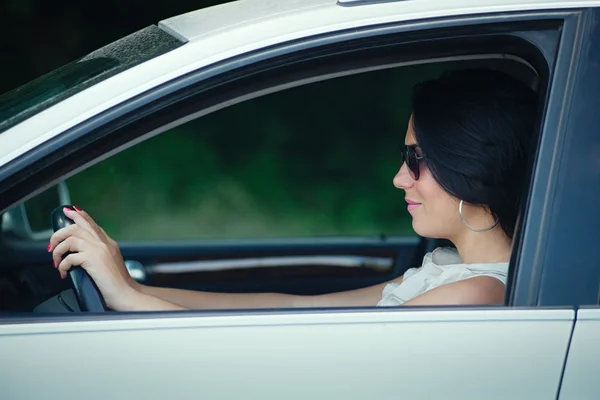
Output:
[411, 68, 538, 238]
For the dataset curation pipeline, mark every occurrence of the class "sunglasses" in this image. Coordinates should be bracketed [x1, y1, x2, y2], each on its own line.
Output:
[400, 144, 424, 180]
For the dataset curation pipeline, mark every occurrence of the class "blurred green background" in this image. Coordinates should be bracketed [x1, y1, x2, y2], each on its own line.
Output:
[1, 0, 443, 240]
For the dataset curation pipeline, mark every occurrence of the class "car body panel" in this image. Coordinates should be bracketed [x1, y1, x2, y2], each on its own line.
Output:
[1, 0, 599, 170]
[0, 308, 574, 399]
[558, 308, 600, 399]
[160, 0, 600, 43]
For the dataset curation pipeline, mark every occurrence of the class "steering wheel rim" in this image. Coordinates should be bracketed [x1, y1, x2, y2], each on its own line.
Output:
[51, 205, 107, 312]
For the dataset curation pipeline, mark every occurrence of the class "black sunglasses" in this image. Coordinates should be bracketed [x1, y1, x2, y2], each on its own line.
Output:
[400, 144, 424, 180]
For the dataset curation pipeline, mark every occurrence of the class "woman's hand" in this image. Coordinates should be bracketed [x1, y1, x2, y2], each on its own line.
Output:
[48, 207, 138, 311]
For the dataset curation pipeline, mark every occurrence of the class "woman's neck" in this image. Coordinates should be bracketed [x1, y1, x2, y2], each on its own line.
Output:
[449, 226, 512, 264]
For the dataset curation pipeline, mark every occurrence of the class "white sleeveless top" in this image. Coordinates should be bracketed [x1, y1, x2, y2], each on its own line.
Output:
[377, 247, 509, 306]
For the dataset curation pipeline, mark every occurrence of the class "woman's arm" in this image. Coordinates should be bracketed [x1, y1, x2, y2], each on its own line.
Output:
[50, 208, 504, 311]
[120, 275, 497, 311]
[49, 207, 401, 311]
[133, 276, 400, 310]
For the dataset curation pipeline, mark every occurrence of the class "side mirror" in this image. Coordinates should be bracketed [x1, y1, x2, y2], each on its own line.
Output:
[2, 182, 71, 240]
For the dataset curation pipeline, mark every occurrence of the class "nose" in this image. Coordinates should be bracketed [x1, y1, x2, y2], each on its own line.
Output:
[393, 162, 414, 190]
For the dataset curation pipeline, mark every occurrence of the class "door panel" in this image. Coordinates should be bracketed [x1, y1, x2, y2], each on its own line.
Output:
[558, 308, 600, 400]
[0, 308, 573, 399]
[0, 236, 423, 311]
[119, 237, 422, 294]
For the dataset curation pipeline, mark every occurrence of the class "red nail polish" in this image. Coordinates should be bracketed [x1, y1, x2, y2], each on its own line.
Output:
[53, 260, 57, 268]
[63, 207, 72, 213]
[47, 243, 52, 252]
[73, 206, 82, 212]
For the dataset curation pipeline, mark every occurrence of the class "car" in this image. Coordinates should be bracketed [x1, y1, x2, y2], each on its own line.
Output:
[1, 0, 599, 398]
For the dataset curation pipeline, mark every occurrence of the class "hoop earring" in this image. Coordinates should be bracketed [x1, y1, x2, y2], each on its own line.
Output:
[459, 200, 499, 233]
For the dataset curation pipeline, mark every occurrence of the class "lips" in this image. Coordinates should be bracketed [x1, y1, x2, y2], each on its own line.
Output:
[406, 199, 421, 212]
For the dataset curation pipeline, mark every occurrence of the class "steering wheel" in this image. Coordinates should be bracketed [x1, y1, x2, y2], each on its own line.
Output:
[51, 205, 107, 312]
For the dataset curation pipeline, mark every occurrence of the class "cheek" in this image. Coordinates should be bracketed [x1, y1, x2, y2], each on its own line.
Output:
[434, 193, 460, 224]
[424, 183, 455, 217]
[418, 169, 448, 206]
[413, 170, 460, 233]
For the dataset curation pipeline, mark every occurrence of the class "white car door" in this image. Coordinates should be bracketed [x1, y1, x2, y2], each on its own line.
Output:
[0, 308, 574, 399]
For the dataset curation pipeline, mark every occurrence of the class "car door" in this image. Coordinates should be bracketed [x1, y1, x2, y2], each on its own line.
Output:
[0, 308, 574, 399]
[0, 1, 594, 399]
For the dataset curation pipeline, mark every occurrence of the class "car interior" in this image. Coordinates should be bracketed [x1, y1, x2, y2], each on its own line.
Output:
[0, 33, 544, 314]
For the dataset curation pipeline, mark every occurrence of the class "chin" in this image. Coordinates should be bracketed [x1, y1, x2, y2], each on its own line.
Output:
[411, 219, 427, 237]
[411, 219, 445, 239]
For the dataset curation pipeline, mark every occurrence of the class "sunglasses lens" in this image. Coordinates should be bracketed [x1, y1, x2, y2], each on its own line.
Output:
[399, 145, 421, 180]
[405, 146, 420, 180]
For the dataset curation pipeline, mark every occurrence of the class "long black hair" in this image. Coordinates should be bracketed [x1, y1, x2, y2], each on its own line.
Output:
[411, 68, 538, 238]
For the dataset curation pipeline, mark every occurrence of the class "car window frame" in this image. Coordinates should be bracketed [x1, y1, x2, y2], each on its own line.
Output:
[0, 9, 577, 321]
[509, 7, 600, 308]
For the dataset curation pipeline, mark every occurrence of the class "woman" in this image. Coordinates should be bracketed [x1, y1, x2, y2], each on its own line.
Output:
[48, 68, 537, 312]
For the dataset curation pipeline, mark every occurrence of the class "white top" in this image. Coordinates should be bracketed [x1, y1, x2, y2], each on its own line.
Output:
[377, 247, 509, 306]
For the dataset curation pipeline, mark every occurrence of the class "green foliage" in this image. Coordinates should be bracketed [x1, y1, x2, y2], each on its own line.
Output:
[66, 63, 445, 240]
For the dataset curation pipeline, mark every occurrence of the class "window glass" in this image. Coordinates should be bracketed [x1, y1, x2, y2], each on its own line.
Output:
[23, 186, 61, 232]
[63, 64, 448, 240]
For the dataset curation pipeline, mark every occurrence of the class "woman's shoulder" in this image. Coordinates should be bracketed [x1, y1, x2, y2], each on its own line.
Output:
[377, 247, 509, 306]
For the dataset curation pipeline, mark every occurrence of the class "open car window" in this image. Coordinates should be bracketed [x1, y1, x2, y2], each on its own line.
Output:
[0, 12, 557, 315]
[65, 64, 447, 241]
[4, 59, 545, 312]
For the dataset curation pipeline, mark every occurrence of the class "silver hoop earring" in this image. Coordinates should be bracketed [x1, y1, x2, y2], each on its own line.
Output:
[459, 200, 499, 233]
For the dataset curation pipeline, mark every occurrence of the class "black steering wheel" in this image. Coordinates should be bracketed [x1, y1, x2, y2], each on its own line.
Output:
[51, 205, 107, 312]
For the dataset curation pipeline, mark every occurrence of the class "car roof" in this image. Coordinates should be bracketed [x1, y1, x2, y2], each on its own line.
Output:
[1, 0, 599, 168]
[160, 0, 598, 42]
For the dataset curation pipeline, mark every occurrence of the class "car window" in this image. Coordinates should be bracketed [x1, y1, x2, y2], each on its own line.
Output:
[62, 63, 453, 241]
[0, 14, 558, 316]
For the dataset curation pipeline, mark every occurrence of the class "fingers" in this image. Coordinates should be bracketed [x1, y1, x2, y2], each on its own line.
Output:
[63, 207, 99, 237]
[49, 223, 77, 251]
[56, 252, 87, 279]
[68, 207, 117, 246]
[48, 206, 120, 279]
[50, 224, 97, 264]
[65, 206, 116, 245]
[49, 207, 100, 249]
[51, 235, 84, 268]
[49, 224, 74, 251]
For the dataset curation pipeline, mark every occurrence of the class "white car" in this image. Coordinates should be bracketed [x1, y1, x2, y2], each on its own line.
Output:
[1, 0, 599, 399]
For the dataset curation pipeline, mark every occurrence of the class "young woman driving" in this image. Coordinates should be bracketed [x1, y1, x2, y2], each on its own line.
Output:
[48, 68, 537, 311]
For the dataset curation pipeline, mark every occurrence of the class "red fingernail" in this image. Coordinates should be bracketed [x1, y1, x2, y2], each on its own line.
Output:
[63, 207, 72, 213]
[52, 260, 57, 268]
[73, 206, 82, 212]
[47, 243, 52, 252]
